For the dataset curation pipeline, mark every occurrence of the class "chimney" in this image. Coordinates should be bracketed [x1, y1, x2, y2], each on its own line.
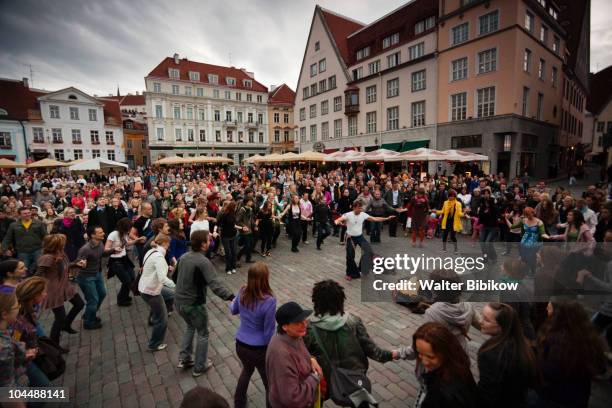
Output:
[135, 91, 139, 95]
[240, 68, 255, 79]
[22, 78, 29, 88]
[173, 53, 179, 64]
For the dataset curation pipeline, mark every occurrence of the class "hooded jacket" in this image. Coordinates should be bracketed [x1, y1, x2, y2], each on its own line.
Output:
[423, 302, 479, 350]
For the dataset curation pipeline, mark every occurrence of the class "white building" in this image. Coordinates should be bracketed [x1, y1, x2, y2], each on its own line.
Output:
[25, 87, 124, 162]
[145, 54, 269, 164]
[295, 1, 438, 155]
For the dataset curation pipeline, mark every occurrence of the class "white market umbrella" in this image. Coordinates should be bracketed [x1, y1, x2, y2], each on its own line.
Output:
[353, 148, 402, 162]
[442, 149, 489, 162]
[395, 148, 449, 161]
[68, 158, 128, 172]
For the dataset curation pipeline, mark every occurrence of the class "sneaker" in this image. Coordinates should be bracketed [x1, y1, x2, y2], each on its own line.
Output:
[304, 241, 310, 245]
[227, 271, 232, 275]
[147, 344, 167, 352]
[192, 359, 213, 377]
[291, 248, 299, 253]
[340, 241, 345, 245]
[177, 359, 195, 369]
[232, 269, 237, 274]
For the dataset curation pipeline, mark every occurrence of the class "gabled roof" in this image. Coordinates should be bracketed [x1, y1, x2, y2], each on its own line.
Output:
[110, 94, 146, 106]
[37, 86, 102, 105]
[558, 0, 588, 72]
[146, 57, 268, 92]
[0, 78, 46, 121]
[319, 8, 365, 66]
[95, 98, 122, 126]
[588, 66, 612, 115]
[268, 84, 295, 105]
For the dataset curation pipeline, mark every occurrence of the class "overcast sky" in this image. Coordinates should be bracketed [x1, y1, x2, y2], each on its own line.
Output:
[0, 0, 610, 96]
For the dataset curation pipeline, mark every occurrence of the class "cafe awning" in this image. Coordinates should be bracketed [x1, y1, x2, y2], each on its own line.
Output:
[381, 140, 429, 152]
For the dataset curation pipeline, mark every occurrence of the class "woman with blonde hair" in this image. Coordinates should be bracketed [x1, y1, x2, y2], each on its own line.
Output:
[36, 234, 85, 351]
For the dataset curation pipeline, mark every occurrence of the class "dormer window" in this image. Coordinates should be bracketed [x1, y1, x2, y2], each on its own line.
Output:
[382, 33, 399, 49]
[189, 71, 200, 81]
[226, 77, 236, 86]
[356, 46, 370, 60]
[243, 79, 252, 88]
[208, 74, 219, 84]
[169, 68, 180, 78]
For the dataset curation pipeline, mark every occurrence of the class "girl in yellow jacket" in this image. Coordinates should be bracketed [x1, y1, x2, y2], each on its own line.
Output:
[436, 190, 463, 253]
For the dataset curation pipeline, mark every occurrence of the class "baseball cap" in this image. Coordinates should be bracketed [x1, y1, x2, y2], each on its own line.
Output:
[275, 301, 312, 326]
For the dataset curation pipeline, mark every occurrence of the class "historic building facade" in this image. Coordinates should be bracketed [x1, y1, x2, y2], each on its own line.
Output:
[267, 84, 297, 153]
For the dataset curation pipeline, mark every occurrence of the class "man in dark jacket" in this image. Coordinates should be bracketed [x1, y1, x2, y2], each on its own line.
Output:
[312, 198, 331, 250]
[174, 230, 234, 377]
[383, 182, 405, 237]
[1, 206, 47, 274]
[88, 196, 112, 234]
[366, 190, 405, 243]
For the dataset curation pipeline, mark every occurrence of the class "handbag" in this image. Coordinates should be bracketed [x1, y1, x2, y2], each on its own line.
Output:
[34, 337, 66, 381]
[311, 326, 378, 407]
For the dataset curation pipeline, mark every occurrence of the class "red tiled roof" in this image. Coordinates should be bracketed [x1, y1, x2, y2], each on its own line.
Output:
[146, 57, 268, 92]
[96, 98, 122, 126]
[588, 66, 612, 115]
[268, 84, 295, 105]
[110, 94, 146, 106]
[319, 8, 365, 66]
[0, 79, 46, 121]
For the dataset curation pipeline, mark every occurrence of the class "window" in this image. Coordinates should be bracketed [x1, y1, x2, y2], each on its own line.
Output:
[366, 86, 377, 104]
[525, 11, 534, 32]
[319, 79, 327, 93]
[383, 33, 399, 49]
[225, 91, 231, 100]
[216, 131, 222, 142]
[236, 92, 241, 101]
[553, 36, 560, 54]
[90, 130, 99, 144]
[451, 92, 467, 121]
[214, 110, 220, 122]
[321, 100, 329, 115]
[310, 63, 317, 77]
[208, 74, 218, 84]
[239, 131, 244, 143]
[284, 131, 290, 142]
[551, 66, 558, 87]
[387, 107, 399, 130]
[537, 92, 544, 120]
[310, 125, 317, 142]
[315, 41, 320, 51]
[408, 43, 424, 60]
[169, 68, 180, 78]
[477, 48, 497, 74]
[334, 96, 342, 112]
[357, 46, 371, 60]
[352, 67, 363, 81]
[227, 131, 233, 142]
[412, 101, 426, 128]
[321, 122, 329, 140]
[328, 75, 336, 89]
[153, 82, 161, 93]
[33, 127, 44, 143]
[185, 86, 192, 96]
[319, 59, 326, 73]
[92, 149, 100, 158]
[300, 127, 306, 142]
[107, 150, 115, 161]
[248, 112, 253, 123]
[348, 116, 357, 136]
[51, 128, 62, 143]
[452, 135, 482, 148]
[226, 111, 232, 122]
[387, 78, 399, 98]
[73, 149, 83, 160]
[387, 52, 401, 68]
[310, 104, 316, 118]
[451, 57, 468, 81]
[597, 122, 605, 132]
[274, 112, 280, 123]
[368, 60, 380, 75]
[274, 130, 280, 142]
[199, 130, 206, 142]
[258, 113, 263, 124]
[411, 70, 426, 91]
[71, 129, 81, 144]
[452, 23, 469, 45]
[366, 112, 376, 133]
[334, 119, 342, 139]
[88, 109, 97, 121]
[68, 107, 79, 120]
[199, 109, 206, 121]
[226, 77, 236, 86]
[213, 89, 220, 99]
[105, 131, 114, 144]
[186, 71, 199, 81]
[540, 25, 548, 44]
[479, 10, 499, 35]
[522, 87, 530, 116]
[173, 106, 181, 119]
[523, 49, 532, 72]
[243, 79, 252, 88]
[156, 128, 164, 141]
[538, 59, 545, 80]
[284, 113, 289, 124]
[311, 83, 317, 96]
[0, 132, 10, 149]
[303, 87, 309, 99]
[172, 85, 179, 95]
[477, 87, 496, 118]
[186, 107, 193, 120]
[54, 149, 64, 161]
[49, 105, 60, 119]
[155, 105, 162, 119]
[415, 20, 425, 35]
[175, 128, 182, 141]
[299, 108, 306, 121]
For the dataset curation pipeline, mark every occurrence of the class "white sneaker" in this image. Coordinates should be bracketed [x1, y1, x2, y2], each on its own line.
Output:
[227, 271, 232, 275]
[232, 269, 237, 274]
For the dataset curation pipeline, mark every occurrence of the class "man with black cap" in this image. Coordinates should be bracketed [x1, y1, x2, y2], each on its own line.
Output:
[266, 301, 322, 408]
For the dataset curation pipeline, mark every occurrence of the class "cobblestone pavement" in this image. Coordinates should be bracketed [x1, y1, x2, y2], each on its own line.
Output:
[40, 230, 611, 407]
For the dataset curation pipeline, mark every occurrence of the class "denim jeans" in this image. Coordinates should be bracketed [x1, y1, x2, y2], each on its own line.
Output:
[222, 236, 238, 271]
[316, 222, 331, 249]
[479, 226, 499, 261]
[177, 303, 209, 371]
[142, 293, 168, 349]
[27, 361, 50, 387]
[345, 235, 373, 278]
[238, 234, 253, 262]
[18, 248, 42, 276]
[370, 221, 382, 243]
[76, 272, 107, 327]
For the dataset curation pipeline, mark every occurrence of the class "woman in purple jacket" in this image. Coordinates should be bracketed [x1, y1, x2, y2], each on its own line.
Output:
[230, 262, 276, 408]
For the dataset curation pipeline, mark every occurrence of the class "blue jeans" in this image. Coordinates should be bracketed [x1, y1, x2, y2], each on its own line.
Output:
[76, 272, 107, 327]
[27, 361, 50, 387]
[142, 293, 168, 349]
[345, 235, 373, 278]
[370, 221, 382, 243]
[177, 304, 209, 371]
[18, 248, 42, 275]
[479, 226, 499, 261]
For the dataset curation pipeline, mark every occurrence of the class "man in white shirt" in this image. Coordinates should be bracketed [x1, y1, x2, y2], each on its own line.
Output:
[334, 200, 395, 280]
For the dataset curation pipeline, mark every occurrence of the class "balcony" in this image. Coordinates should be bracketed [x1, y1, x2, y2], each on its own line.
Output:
[246, 121, 258, 129]
[106, 140, 115, 145]
[91, 140, 100, 145]
[224, 120, 237, 128]
[72, 140, 82, 145]
[0, 143, 12, 150]
[52, 138, 63, 144]
[33, 138, 45, 144]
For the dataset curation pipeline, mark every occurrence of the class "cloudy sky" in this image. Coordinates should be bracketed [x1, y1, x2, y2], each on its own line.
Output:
[1, 0, 610, 96]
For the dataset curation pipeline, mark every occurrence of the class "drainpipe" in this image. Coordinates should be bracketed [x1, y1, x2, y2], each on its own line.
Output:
[378, 72, 383, 148]
[19, 120, 29, 161]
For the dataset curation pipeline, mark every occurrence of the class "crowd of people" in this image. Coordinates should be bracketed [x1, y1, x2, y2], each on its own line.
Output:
[0, 163, 610, 408]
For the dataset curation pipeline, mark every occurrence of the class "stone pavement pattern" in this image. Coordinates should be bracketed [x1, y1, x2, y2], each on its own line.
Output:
[40, 231, 611, 407]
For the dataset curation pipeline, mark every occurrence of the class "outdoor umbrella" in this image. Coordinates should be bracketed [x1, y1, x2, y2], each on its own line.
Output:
[27, 158, 69, 168]
[154, 156, 190, 165]
[68, 158, 128, 172]
[294, 151, 328, 162]
[395, 148, 449, 161]
[187, 156, 233, 164]
[0, 158, 26, 168]
[442, 149, 489, 162]
[243, 154, 265, 164]
[353, 148, 402, 162]
[276, 152, 300, 162]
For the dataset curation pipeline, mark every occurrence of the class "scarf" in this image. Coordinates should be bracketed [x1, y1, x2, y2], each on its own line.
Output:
[63, 218, 74, 228]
